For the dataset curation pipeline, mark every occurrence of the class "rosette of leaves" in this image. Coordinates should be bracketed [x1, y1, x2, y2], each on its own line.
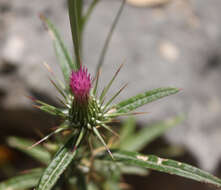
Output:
[1, 0, 221, 190]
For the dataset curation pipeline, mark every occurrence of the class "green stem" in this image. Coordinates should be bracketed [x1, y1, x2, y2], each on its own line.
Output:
[68, 0, 82, 69]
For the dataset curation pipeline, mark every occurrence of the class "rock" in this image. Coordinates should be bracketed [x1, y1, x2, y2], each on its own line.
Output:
[1, 0, 221, 172]
[127, 0, 172, 7]
[159, 40, 179, 62]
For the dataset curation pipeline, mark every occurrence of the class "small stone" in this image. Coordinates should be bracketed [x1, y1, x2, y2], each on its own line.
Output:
[2, 35, 25, 63]
[159, 41, 179, 62]
[127, 0, 171, 7]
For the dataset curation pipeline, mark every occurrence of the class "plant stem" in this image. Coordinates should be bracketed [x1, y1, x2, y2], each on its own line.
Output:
[68, 0, 82, 69]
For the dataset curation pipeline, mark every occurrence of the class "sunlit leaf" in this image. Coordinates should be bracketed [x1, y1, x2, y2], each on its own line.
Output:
[114, 87, 179, 113]
[97, 149, 221, 187]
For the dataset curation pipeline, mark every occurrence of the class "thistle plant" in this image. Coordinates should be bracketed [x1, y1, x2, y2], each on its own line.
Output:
[1, 1, 221, 190]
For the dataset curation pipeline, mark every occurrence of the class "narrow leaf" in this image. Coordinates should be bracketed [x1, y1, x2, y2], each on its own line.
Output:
[92, 69, 101, 96]
[114, 87, 179, 113]
[36, 100, 68, 117]
[96, 0, 126, 72]
[97, 149, 221, 188]
[40, 106, 66, 117]
[0, 168, 43, 190]
[101, 124, 119, 137]
[103, 83, 128, 111]
[120, 165, 149, 176]
[106, 111, 148, 118]
[36, 128, 87, 190]
[68, 0, 81, 68]
[49, 78, 68, 102]
[43, 62, 66, 91]
[28, 125, 69, 150]
[40, 15, 76, 83]
[100, 64, 123, 102]
[93, 127, 113, 159]
[7, 137, 51, 165]
[120, 115, 184, 151]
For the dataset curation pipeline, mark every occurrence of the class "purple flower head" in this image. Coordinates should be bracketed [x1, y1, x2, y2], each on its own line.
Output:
[70, 66, 92, 103]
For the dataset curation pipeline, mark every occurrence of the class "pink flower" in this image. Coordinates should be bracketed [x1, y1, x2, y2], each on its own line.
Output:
[70, 66, 92, 103]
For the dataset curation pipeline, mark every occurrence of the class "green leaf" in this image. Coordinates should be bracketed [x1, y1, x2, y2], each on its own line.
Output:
[36, 128, 87, 190]
[103, 83, 128, 111]
[101, 124, 119, 137]
[117, 117, 136, 146]
[0, 168, 43, 190]
[92, 69, 101, 96]
[39, 106, 67, 117]
[7, 137, 51, 165]
[96, 160, 148, 176]
[49, 78, 68, 102]
[114, 87, 179, 113]
[120, 165, 149, 176]
[28, 124, 69, 150]
[93, 127, 113, 159]
[97, 149, 221, 187]
[119, 115, 184, 151]
[40, 16, 76, 84]
[36, 100, 68, 117]
[96, 0, 126, 72]
[100, 64, 123, 103]
[68, 0, 81, 68]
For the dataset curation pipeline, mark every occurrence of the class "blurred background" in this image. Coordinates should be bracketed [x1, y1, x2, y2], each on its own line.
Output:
[0, 0, 221, 189]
